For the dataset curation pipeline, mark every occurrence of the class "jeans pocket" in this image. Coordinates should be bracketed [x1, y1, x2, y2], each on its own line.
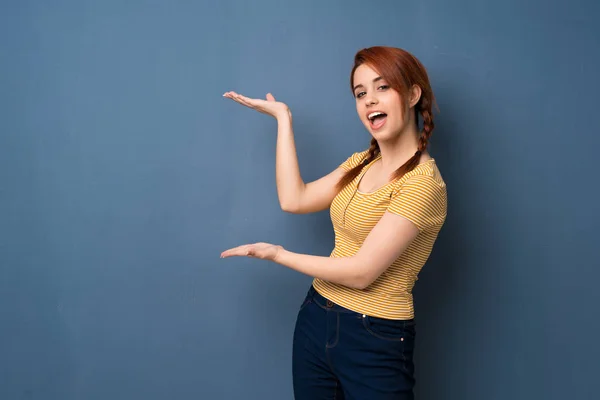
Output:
[362, 315, 416, 342]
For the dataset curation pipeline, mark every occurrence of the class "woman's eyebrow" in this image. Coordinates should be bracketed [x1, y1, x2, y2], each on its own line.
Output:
[353, 76, 383, 92]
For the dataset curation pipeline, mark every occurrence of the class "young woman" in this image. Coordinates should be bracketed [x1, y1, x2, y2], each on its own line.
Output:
[221, 46, 447, 400]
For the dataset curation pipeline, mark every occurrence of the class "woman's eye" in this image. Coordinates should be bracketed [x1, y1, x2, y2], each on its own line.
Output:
[378, 85, 389, 90]
[356, 91, 366, 98]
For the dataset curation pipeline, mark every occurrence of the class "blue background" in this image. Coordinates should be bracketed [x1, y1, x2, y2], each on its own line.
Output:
[1, 1, 599, 399]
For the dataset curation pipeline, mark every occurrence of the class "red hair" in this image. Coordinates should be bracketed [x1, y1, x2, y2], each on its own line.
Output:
[336, 46, 437, 190]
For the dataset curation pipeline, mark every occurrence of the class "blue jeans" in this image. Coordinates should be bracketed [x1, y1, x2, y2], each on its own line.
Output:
[292, 285, 416, 400]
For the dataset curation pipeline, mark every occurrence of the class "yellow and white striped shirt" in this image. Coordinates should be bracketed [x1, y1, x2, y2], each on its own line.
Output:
[312, 149, 448, 319]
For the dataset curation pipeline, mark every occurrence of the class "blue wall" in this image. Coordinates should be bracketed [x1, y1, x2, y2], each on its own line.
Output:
[1, 1, 599, 399]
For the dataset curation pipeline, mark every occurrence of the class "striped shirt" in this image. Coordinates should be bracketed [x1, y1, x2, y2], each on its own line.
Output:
[312, 149, 448, 319]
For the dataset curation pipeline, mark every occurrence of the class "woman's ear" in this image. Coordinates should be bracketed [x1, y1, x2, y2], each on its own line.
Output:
[409, 85, 422, 108]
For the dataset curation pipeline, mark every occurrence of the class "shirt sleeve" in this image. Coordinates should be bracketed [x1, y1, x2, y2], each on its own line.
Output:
[338, 150, 369, 171]
[388, 174, 447, 232]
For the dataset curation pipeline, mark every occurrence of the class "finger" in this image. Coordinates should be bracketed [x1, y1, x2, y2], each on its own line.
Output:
[234, 93, 259, 107]
[235, 97, 255, 108]
[266, 93, 275, 102]
[230, 93, 259, 109]
[223, 91, 247, 103]
[221, 249, 245, 258]
[220, 244, 251, 258]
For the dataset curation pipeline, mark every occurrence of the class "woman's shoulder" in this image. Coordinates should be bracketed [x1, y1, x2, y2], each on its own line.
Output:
[388, 159, 448, 230]
[392, 159, 446, 192]
[338, 148, 371, 171]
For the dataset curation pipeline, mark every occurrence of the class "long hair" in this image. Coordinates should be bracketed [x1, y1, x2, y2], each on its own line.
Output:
[336, 46, 438, 191]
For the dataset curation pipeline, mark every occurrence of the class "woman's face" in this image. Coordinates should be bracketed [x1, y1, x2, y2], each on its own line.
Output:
[352, 64, 409, 142]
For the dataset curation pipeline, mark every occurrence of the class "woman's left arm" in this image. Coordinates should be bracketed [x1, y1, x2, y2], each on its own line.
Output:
[220, 211, 420, 290]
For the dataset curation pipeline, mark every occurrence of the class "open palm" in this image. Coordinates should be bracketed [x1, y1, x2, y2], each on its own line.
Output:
[220, 242, 283, 261]
[223, 91, 291, 119]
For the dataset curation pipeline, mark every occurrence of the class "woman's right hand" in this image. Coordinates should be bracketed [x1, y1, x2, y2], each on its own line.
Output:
[223, 91, 291, 120]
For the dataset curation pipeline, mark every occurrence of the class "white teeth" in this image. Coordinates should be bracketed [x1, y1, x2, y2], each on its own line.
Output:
[368, 112, 385, 120]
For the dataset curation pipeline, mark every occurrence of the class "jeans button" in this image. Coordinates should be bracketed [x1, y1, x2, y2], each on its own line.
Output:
[327, 300, 333, 308]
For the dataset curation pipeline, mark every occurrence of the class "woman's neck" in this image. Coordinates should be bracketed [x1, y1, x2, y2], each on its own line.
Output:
[377, 125, 423, 171]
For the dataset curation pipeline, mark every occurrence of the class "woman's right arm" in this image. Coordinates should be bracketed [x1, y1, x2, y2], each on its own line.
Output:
[275, 114, 345, 214]
[224, 91, 345, 214]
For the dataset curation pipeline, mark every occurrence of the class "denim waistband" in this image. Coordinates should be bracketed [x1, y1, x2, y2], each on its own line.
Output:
[307, 285, 416, 326]
[307, 285, 363, 314]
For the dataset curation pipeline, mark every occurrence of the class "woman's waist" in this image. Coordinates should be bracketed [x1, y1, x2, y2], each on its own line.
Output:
[311, 279, 415, 320]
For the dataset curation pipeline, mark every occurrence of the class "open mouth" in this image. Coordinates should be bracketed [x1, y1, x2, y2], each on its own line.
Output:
[368, 111, 388, 130]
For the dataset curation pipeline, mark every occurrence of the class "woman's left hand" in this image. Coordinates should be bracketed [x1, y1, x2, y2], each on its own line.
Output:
[220, 242, 283, 261]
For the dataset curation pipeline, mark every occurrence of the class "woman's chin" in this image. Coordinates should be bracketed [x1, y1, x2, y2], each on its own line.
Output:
[369, 129, 393, 142]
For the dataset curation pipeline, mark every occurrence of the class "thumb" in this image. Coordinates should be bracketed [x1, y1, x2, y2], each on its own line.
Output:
[266, 93, 276, 102]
